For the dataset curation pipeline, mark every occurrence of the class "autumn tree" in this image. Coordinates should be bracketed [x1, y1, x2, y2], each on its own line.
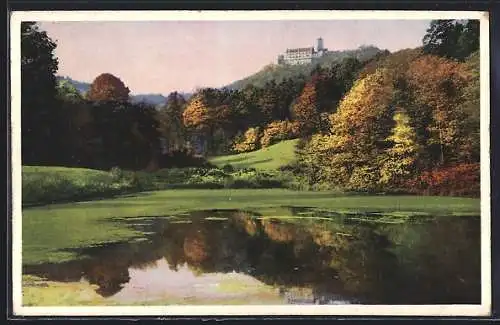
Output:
[87, 73, 130, 102]
[298, 69, 395, 191]
[233, 127, 262, 153]
[406, 54, 471, 166]
[182, 94, 211, 132]
[290, 80, 321, 136]
[182, 90, 234, 155]
[260, 120, 300, 148]
[379, 110, 421, 187]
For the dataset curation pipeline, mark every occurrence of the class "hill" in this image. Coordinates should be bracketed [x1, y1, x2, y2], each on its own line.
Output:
[226, 45, 388, 89]
[208, 139, 299, 170]
[56, 76, 191, 106]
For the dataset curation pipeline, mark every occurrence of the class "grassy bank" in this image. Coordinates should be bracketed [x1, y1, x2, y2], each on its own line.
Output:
[21, 188, 480, 265]
[208, 139, 299, 170]
[22, 166, 151, 206]
[22, 165, 312, 206]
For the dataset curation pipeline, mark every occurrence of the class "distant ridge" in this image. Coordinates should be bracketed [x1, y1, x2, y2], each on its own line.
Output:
[56, 76, 192, 107]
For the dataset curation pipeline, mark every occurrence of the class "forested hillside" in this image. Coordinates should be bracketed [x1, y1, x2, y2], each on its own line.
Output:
[22, 19, 480, 196]
[227, 45, 387, 89]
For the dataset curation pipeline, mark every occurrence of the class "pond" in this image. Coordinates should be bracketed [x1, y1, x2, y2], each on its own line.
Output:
[23, 208, 481, 305]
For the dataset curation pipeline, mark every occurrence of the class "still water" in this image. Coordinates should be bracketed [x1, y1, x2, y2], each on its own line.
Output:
[24, 208, 481, 305]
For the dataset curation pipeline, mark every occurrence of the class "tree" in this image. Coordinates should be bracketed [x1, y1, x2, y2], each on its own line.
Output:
[457, 20, 480, 61]
[290, 80, 321, 136]
[86, 101, 160, 170]
[56, 79, 83, 103]
[54, 79, 93, 166]
[182, 93, 217, 155]
[260, 120, 300, 147]
[307, 58, 363, 117]
[298, 69, 395, 191]
[87, 73, 130, 102]
[457, 50, 480, 163]
[21, 22, 61, 164]
[423, 19, 479, 61]
[258, 81, 280, 124]
[423, 20, 463, 59]
[406, 55, 471, 166]
[182, 94, 211, 132]
[233, 127, 262, 153]
[157, 92, 187, 153]
[379, 110, 421, 187]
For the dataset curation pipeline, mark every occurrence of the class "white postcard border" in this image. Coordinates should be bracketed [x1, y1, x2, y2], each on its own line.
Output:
[10, 10, 492, 317]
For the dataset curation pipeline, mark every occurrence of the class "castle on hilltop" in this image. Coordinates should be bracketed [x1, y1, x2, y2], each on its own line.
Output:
[277, 37, 330, 65]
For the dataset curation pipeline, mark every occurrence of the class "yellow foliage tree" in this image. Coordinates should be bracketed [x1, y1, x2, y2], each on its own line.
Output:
[232, 127, 262, 153]
[300, 68, 395, 191]
[260, 120, 300, 148]
[182, 95, 211, 132]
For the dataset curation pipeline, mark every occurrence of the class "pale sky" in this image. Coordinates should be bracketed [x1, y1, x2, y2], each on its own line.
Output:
[38, 20, 432, 94]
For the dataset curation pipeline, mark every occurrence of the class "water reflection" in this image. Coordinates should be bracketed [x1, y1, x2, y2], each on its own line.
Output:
[23, 209, 481, 305]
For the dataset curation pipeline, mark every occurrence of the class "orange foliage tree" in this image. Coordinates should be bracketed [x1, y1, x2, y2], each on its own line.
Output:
[290, 80, 321, 136]
[406, 54, 472, 165]
[87, 73, 130, 102]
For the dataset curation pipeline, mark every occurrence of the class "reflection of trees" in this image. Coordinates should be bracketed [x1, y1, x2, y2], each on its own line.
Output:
[24, 211, 481, 304]
[382, 217, 481, 304]
[184, 227, 211, 263]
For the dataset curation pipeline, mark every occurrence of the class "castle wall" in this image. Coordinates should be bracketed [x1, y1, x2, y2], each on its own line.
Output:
[277, 39, 329, 65]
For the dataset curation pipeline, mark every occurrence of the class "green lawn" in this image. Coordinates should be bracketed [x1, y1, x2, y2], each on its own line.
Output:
[208, 139, 299, 170]
[21, 188, 480, 265]
[23, 165, 110, 177]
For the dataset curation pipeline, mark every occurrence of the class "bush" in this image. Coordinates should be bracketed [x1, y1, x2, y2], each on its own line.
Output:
[405, 163, 480, 197]
[233, 127, 262, 153]
[109, 166, 124, 181]
[347, 166, 381, 193]
[260, 120, 300, 147]
[22, 166, 158, 206]
[222, 164, 234, 173]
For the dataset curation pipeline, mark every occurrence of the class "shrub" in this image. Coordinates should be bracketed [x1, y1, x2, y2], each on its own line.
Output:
[233, 127, 262, 153]
[405, 163, 480, 197]
[347, 166, 381, 193]
[109, 166, 124, 181]
[22, 166, 158, 206]
[222, 164, 234, 173]
[260, 120, 300, 147]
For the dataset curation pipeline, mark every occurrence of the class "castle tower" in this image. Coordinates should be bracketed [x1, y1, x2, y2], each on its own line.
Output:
[316, 37, 324, 52]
